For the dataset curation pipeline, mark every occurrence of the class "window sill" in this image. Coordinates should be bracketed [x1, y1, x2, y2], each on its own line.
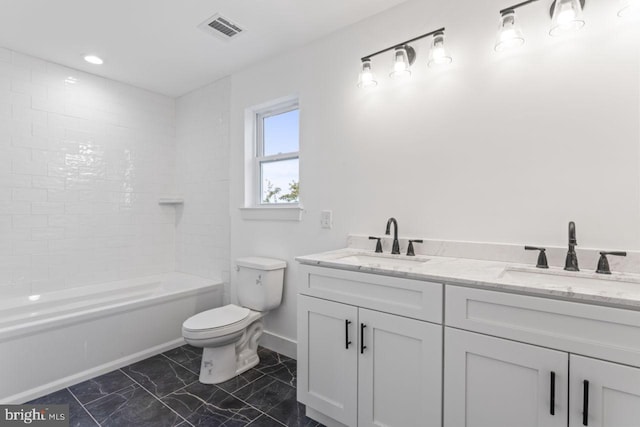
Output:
[239, 205, 304, 222]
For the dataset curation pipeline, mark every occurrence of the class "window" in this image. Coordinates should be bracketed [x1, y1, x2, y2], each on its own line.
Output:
[255, 102, 299, 205]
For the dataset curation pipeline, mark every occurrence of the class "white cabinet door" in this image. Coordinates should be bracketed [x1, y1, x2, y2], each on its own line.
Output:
[570, 355, 640, 427]
[444, 328, 568, 427]
[297, 295, 358, 427]
[357, 308, 442, 427]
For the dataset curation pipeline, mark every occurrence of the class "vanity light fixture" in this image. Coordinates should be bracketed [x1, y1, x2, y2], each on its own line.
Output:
[618, 0, 639, 17]
[495, 9, 526, 51]
[357, 27, 446, 87]
[549, 0, 586, 36]
[83, 54, 104, 65]
[427, 31, 453, 67]
[390, 45, 414, 78]
[358, 58, 378, 88]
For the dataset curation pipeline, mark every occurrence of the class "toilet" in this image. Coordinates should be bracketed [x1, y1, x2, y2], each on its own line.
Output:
[182, 257, 286, 384]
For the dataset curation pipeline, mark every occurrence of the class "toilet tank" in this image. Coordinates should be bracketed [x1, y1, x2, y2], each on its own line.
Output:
[236, 257, 286, 312]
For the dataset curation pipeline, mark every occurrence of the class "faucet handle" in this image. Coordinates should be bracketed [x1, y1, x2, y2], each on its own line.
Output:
[596, 251, 627, 274]
[369, 236, 383, 253]
[407, 239, 423, 256]
[525, 246, 549, 269]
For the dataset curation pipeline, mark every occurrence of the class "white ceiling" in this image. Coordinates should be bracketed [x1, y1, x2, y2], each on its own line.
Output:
[0, 0, 409, 97]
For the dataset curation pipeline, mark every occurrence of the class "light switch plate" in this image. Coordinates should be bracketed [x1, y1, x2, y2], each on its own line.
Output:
[321, 210, 332, 229]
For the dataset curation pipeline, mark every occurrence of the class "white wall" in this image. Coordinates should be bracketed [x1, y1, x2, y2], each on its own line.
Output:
[175, 78, 232, 301]
[0, 48, 177, 297]
[229, 0, 640, 347]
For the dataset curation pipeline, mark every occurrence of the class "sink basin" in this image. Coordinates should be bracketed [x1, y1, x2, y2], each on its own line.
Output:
[334, 253, 429, 269]
[499, 266, 640, 288]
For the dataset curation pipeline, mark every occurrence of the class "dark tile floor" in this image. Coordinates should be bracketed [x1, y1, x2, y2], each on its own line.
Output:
[28, 346, 323, 427]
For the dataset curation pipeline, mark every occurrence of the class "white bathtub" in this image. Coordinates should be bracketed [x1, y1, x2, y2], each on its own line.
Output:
[0, 272, 223, 403]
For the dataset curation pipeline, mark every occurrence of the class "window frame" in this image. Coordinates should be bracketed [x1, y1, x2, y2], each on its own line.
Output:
[254, 101, 300, 206]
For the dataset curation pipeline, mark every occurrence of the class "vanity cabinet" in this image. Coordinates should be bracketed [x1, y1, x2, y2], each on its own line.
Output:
[444, 328, 569, 427]
[297, 260, 640, 427]
[569, 355, 640, 427]
[444, 328, 640, 427]
[297, 266, 443, 427]
[445, 285, 640, 427]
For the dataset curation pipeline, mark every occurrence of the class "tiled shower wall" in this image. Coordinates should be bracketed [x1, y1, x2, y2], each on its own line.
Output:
[175, 79, 231, 302]
[0, 48, 177, 297]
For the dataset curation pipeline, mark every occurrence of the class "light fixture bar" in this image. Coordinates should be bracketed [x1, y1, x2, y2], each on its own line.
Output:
[361, 27, 445, 62]
[499, 0, 540, 14]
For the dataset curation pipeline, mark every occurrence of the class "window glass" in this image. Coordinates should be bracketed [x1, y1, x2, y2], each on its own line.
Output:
[261, 158, 299, 204]
[263, 109, 299, 156]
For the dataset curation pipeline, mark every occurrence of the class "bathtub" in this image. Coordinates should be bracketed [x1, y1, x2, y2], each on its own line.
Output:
[0, 272, 223, 403]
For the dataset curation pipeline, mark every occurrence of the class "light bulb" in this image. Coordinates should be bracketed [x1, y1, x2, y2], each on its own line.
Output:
[550, 0, 585, 36]
[495, 10, 525, 51]
[428, 32, 452, 68]
[358, 59, 378, 88]
[390, 46, 411, 79]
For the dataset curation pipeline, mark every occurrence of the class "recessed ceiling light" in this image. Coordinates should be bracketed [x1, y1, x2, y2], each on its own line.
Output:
[83, 55, 104, 65]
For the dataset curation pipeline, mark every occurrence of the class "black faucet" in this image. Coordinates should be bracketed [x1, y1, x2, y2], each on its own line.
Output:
[564, 221, 579, 271]
[385, 218, 400, 255]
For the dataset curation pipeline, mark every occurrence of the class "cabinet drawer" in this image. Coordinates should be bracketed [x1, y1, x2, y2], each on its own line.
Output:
[300, 265, 442, 323]
[446, 285, 640, 368]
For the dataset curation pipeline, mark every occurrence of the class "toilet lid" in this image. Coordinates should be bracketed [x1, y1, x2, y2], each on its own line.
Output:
[183, 304, 250, 332]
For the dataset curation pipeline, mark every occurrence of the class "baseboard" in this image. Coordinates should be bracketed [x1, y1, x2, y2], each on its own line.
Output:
[4, 338, 186, 404]
[260, 330, 297, 359]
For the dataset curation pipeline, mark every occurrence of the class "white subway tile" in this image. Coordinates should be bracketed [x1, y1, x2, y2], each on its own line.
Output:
[13, 240, 48, 255]
[32, 176, 65, 190]
[31, 227, 64, 240]
[0, 201, 30, 214]
[12, 215, 48, 228]
[12, 187, 47, 202]
[31, 201, 64, 215]
[1, 49, 180, 289]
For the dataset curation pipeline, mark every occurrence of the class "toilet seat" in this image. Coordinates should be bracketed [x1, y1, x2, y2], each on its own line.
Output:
[182, 304, 259, 341]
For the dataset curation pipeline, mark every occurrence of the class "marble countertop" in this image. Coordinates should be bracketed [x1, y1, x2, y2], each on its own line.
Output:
[295, 248, 640, 310]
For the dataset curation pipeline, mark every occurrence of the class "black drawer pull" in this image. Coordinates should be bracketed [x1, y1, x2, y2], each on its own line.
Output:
[360, 323, 367, 354]
[583, 380, 589, 426]
[550, 371, 556, 416]
[345, 320, 352, 349]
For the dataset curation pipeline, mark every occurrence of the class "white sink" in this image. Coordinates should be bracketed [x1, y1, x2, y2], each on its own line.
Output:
[499, 266, 640, 288]
[334, 253, 429, 269]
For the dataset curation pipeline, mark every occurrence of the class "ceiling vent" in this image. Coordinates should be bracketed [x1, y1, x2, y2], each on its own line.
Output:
[198, 13, 245, 41]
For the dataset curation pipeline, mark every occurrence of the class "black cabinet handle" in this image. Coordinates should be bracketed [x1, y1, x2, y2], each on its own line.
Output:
[583, 380, 589, 426]
[345, 320, 352, 349]
[550, 371, 556, 415]
[360, 323, 367, 354]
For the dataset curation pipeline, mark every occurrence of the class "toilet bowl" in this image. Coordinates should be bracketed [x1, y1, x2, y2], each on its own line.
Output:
[182, 257, 286, 384]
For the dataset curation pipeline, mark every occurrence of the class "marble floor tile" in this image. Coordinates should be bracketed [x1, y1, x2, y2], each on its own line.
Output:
[232, 375, 279, 402]
[162, 344, 202, 375]
[161, 382, 230, 419]
[29, 346, 324, 427]
[255, 348, 293, 375]
[68, 370, 135, 404]
[164, 382, 261, 426]
[217, 368, 264, 394]
[84, 385, 184, 427]
[121, 354, 198, 398]
[27, 388, 98, 427]
[266, 359, 297, 388]
[268, 400, 323, 427]
[248, 414, 286, 426]
[234, 375, 298, 422]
